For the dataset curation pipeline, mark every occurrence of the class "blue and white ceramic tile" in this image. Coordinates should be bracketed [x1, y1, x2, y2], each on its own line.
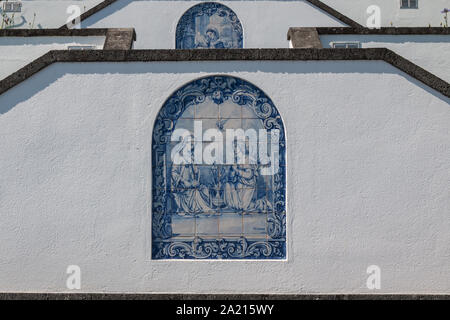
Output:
[152, 76, 286, 259]
[176, 2, 243, 49]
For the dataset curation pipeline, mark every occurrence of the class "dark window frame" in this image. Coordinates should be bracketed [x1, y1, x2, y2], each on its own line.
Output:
[400, 0, 418, 9]
[2, 1, 22, 13]
[331, 42, 361, 49]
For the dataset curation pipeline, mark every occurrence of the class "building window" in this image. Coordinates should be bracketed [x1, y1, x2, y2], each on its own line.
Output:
[331, 42, 361, 48]
[2, 1, 22, 13]
[152, 76, 286, 260]
[400, 0, 418, 9]
[67, 45, 98, 50]
[175, 2, 243, 49]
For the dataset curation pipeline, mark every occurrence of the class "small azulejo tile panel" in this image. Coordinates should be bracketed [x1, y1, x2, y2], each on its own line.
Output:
[176, 2, 243, 49]
[152, 76, 286, 259]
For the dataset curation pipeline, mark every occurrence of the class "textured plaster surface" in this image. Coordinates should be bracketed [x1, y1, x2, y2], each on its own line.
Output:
[320, 34, 450, 82]
[0, 36, 105, 80]
[321, 0, 450, 27]
[82, 0, 346, 48]
[0, 0, 104, 29]
[0, 60, 449, 293]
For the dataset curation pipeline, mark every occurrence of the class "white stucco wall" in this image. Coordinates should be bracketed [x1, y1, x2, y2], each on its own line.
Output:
[0, 36, 105, 80]
[0, 60, 449, 293]
[320, 35, 450, 82]
[0, 0, 104, 29]
[4, 0, 448, 30]
[82, 0, 346, 49]
[321, 0, 450, 27]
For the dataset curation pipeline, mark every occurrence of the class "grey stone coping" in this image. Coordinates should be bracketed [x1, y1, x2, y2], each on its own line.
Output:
[304, 0, 363, 28]
[59, 0, 119, 30]
[0, 28, 110, 37]
[0, 293, 449, 300]
[55, 0, 363, 30]
[315, 27, 450, 35]
[0, 28, 136, 50]
[287, 27, 323, 49]
[103, 28, 136, 50]
[0, 48, 448, 98]
[288, 27, 450, 41]
[0, 28, 137, 47]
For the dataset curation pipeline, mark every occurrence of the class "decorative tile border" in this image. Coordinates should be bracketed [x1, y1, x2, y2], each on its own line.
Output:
[152, 75, 286, 260]
[175, 2, 243, 49]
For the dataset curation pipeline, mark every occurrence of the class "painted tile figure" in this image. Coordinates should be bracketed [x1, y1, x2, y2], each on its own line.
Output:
[152, 76, 286, 259]
[171, 163, 211, 214]
[176, 2, 243, 49]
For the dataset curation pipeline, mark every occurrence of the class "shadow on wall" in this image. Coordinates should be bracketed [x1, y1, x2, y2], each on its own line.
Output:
[302, 0, 349, 26]
[0, 60, 449, 115]
[0, 37, 105, 47]
[81, 0, 349, 29]
[81, 0, 133, 28]
[320, 34, 450, 46]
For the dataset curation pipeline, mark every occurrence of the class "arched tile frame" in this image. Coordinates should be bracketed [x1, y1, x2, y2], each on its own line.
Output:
[175, 2, 244, 49]
[152, 76, 286, 259]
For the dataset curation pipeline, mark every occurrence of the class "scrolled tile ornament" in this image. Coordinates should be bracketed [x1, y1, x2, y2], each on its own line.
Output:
[176, 2, 243, 49]
[152, 76, 286, 260]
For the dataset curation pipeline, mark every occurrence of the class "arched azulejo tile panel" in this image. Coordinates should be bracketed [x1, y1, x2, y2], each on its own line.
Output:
[152, 76, 286, 260]
[175, 2, 243, 49]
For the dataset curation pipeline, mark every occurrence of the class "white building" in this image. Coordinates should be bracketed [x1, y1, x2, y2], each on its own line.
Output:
[0, 0, 449, 296]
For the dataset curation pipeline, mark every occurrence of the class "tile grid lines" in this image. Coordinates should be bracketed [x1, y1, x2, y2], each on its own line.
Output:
[169, 96, 275, 249]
